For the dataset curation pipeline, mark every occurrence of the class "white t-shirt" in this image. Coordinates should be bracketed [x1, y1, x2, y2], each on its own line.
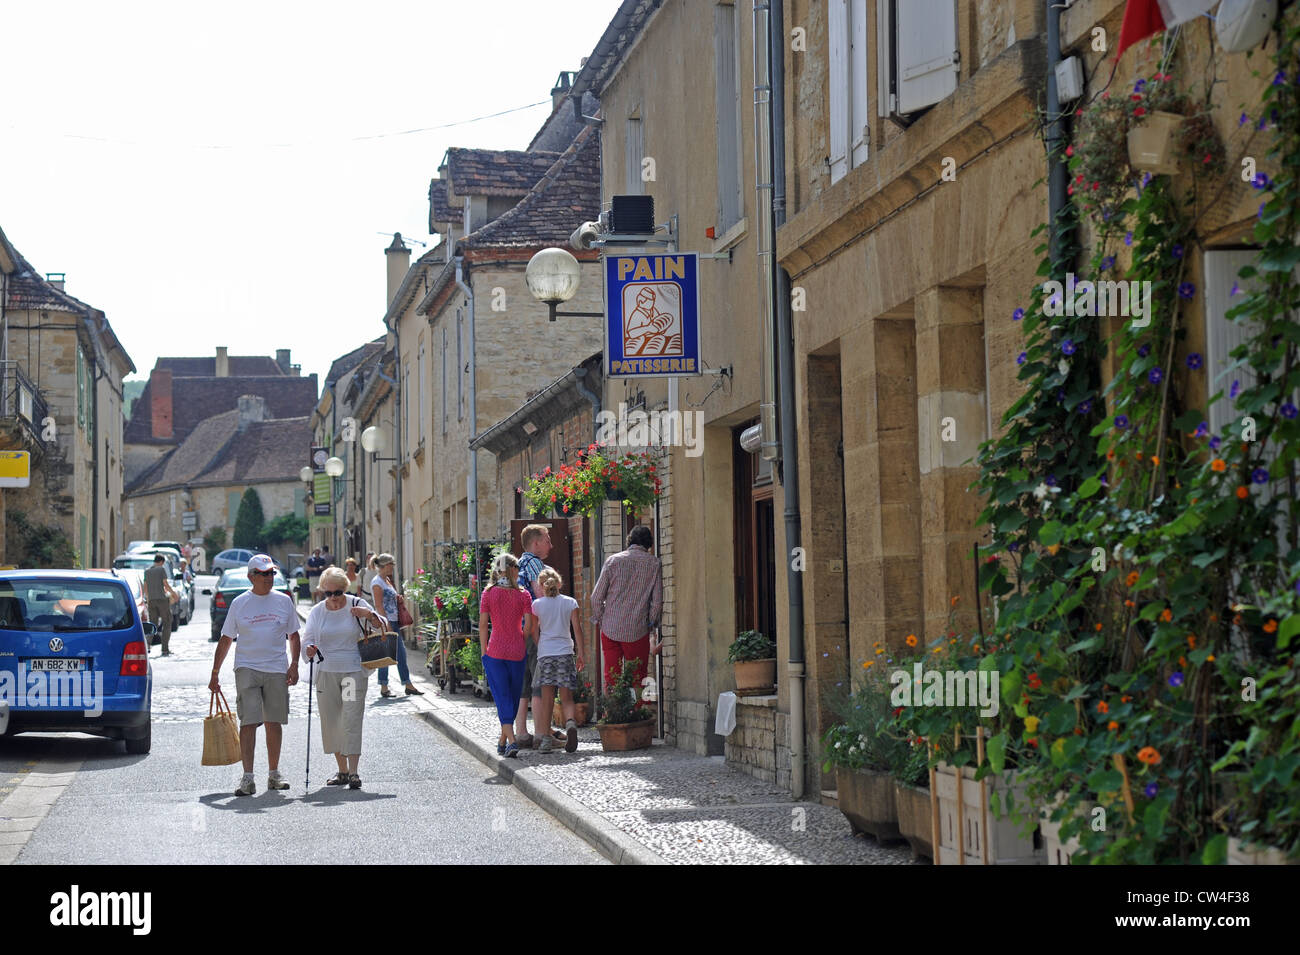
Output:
[531, 595, 578, 658]
[301, 597, 375, 673]
[222, 590, 299, 673]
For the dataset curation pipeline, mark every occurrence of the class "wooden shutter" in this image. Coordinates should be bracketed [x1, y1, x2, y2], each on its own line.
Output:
[894, 0, 958, 114]
[294, 487, 306, 518]
[828, 0, 849, 183]
[714, 2, 742, 229]
[876, 0, 893, 116]
[849, 0, 869, 165]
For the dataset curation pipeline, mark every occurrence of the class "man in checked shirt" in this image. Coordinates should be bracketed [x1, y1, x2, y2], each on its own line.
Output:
[590, 525, 663, 691]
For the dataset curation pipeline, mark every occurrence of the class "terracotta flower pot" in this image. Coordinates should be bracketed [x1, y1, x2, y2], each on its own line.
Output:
[836, 767, 902, 843]
[596, 718, 654, 751]
[552, 700, 590, 728]
[893, 780, 934, 862]
[733, 658, 776, 692]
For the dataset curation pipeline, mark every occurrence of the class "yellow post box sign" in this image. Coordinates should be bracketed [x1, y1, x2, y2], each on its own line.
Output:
[0, 451, 31, 488]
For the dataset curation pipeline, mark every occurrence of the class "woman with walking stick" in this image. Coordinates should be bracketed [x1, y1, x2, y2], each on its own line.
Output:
[302, 566, 385, 789]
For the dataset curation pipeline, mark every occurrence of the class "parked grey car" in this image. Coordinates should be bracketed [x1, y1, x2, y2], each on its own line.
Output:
[209, 548, 256, 575]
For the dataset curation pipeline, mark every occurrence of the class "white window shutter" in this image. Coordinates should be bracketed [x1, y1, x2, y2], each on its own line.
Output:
[1203, 250, 1263, 437]
[849, 0, 869, 165]
[876, 0, 893, 117]
[828, 0, 849, 183]
[895, 0, 958, 114]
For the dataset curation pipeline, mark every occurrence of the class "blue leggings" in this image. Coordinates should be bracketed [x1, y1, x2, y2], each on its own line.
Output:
[377, 623, 410, 685]
[481, 654, 525, 725]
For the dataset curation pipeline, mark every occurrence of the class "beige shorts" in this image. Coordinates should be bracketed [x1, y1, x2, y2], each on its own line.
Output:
[235, 667, 290, 725]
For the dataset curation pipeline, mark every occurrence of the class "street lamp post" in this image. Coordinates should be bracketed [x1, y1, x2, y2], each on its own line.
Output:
[525, 248, 603, 322]
[360, 425, 401, 580]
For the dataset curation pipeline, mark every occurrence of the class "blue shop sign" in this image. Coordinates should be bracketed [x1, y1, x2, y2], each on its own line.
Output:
[603, 253, 701, 378]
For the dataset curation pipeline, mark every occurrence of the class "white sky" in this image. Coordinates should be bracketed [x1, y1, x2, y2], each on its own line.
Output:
[0, 0, 620, 385]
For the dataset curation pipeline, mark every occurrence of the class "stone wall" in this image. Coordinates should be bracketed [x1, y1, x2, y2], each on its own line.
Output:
[723, 696, 792, 791]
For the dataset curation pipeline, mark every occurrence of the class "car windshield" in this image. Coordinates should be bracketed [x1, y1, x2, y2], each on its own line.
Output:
[113, 556, 157, 570]
[0, 579, 133, 631]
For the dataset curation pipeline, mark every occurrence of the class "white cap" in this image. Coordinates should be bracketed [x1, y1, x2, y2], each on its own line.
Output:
[248, 554, 276, 572]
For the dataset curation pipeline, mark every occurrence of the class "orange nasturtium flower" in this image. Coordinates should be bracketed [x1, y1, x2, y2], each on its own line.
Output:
[1236, 485, 1250, 499]
[1160, 608, 1173, 622]
[905, 634, 918, 648]
[1097, 700, 1110, 714]
[1187, 635, 1197, 649]
[1263, 619, 1279, 634]
[1137, 746, 1162, 765]
[1108, 721, 1119, 731]
[1207, 654, 1216, 662]
[1151, 455, 1160, 467]
[950, 595, 960, 607]
[1095, 623, 1104, 631]
[862, 660, 875, 669]
[1211, 458, 1227, 472]
[1126, 571, 1141, 587]
[1121, 695, 1132, 703]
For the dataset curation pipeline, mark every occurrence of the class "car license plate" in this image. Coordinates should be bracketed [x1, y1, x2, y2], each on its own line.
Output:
[26, 658, 89, 672]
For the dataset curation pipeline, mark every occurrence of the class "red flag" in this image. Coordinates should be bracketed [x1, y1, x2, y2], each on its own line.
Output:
[1115, 0, 1166, 61]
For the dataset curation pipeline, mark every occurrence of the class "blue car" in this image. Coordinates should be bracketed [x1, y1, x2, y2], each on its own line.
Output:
[0, 570, 154, 754]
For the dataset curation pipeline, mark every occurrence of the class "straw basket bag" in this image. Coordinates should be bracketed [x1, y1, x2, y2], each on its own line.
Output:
[353, 596, 398, 670]
[202, 689, 242, 766]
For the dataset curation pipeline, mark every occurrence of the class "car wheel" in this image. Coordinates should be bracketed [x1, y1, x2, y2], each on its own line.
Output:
[124, 722, 151, 755]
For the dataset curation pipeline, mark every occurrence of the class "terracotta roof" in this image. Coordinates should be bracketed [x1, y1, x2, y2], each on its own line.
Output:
[127, 412, 312, 494]
[325, 338, 385, 386]
[428, 178, 463, 231]
[125, 374, 319, 445]
[443, 147, 561, 200]
[458, 126, 600, 250]
[155, 356, 284, 377]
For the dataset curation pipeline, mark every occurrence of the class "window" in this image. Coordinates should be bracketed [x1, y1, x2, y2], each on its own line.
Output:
[417, 336, 426, 442]
[714, 2, 744, 229]
[170, 493, 176, 517]
[626, 115, 643, 195]
[128, 501, 135, 525]
[441, 327, 448, 435]
[876, 0, 958, 118]
[403, 363, 410, 452]
[1204, 250, 1263, 437]
[456, 307, 464, 421]
[76, 347, 86, 431]
[829, 0, 869, 183]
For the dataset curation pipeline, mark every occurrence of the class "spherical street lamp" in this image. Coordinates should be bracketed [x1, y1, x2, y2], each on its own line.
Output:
[360, 426, 386, 455]
[324, 456, 345, 477]
[526, 247, 603, 322]
[299, 466, 313, 483]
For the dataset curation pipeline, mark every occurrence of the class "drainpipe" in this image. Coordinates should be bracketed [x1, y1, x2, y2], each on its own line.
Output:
[753, 0, 779, 463]
[392, 327, 403, 581]
[1046, 0, 1067, 268]
[455, 258, 478, 542]
[573, 362, 603, 699]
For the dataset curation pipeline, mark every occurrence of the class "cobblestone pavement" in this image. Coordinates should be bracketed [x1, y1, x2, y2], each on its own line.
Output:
[409, 641, 914, 865]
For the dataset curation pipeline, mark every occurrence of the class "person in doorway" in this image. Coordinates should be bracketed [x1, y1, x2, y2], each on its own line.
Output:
[478, 553, 535, 758]
[306, 548, 325, 600]
[530, 568, 585, 753]
[370, 553, 421, 698]
[301, 566, 385, 789]
[344, 557, 363, 596]
[143, 554, 179, 656]
[208, 554, 301, 796]
[515, 524, 560, 748]
[590, 526, 663, 690]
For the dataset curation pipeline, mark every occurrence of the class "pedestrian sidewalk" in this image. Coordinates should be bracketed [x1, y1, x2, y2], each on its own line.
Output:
[401, 641, 914, 865]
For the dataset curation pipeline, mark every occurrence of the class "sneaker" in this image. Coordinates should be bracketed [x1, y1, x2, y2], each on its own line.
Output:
[235, 774, 256, 797]
[504, 742, 520, 759]
[497, 741, 507, 756]
[537, 736, 555, 753]
[565, 719, 578, 753]
[267, 770, 290, 791]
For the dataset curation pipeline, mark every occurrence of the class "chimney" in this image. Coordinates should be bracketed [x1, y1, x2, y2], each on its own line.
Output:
[149, 368, 173, 440]
[275, 349, 291, 375]
[46, 272, 66, 292]
[215, 346, 229, 377]
[551, 71, 572, 112]
[237, 395, 267, 432]
[385, 233, 410, 309]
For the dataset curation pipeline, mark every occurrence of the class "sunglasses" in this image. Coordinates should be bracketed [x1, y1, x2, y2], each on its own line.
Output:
[250, 569, 276, 577]
[322, 589, 345, 597]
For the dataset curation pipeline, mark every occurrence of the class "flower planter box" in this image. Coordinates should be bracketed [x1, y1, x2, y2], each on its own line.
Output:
[893, 780, 934, 862]
[1127, 110, 1182, 175]
[836, 767, 902, 843]
[933, 762, 1039, 865]
[596, 718, 655, 751]
[552, 701, 591, 728]
[733, 658, 776, 693]
[1039, 793, 1082, 865]
[1228, 837, 1297, 865]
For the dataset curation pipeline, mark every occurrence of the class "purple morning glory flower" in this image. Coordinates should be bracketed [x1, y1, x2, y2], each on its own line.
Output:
[1258, 116, 1269, 130]
[1194, 421, 1208, 437]
[1100, 255, 1116, 270]
[1100, 475, 1108, 486]
[1239, 113, 1250, 127]
[1017, 351, 1027, 365]
[1125, 231, 1134, 246]
[1078, 400, 1092, 414]
[1179, 282, 1195, 300]
[1230, 380, 1241, 399]
[1282, 402, 1298, 419]
[1260, 201, 1268, 219]
[1009, 541, 1019, 552]
[1056, 390, 1065, 402]
[1253, 467, 1270, 485]
[1169, 672, 1184, 688]
[1253, 172, 1271, 190]
[1210, 436, 1222, 451]
[1149, 367, 1163, 384]
[1137, 344, 1150, 358]
[1172, 243, 1184, 259]
[1135, 79, 1147, 93]
[1295, 580, 1300, 596]
[1275, 70, 1287, 85]
[1047, 474, 1058, 487]
[1061, 339, 1076, 355]
[1013, 307, 1025, 321]
[1047, 293, 1062, 311]
[1115, 415, 1129, 429]
[1142, 172, 1152, 188]
[1186, 353, 1203, 369]
[1145, 782, 1159, 798]
[1230, 281, 1241, 297]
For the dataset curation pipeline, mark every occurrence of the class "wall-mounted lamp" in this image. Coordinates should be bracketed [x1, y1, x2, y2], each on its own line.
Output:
[525, 248, 604, 323]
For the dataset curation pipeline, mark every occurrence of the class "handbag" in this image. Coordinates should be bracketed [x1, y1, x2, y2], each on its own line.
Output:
[201, 689, 242, 766]
[354, 597, 398, 670]
[397, 594, 414, 628]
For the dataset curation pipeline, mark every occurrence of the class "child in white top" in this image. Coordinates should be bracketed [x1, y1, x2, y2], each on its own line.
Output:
[530, 568, 586, 753]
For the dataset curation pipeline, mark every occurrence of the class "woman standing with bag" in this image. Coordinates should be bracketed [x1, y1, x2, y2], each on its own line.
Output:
[371, 554, 422, 698]
[479, 553, 536, 758]
[302, 567, 387, 789]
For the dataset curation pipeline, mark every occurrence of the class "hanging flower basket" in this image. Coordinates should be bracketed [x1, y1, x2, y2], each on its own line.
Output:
[1127, 110, 1183, 175]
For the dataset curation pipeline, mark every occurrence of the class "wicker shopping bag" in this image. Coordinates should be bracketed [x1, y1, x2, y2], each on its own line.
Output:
[353, 597, 398, 669]
[202, 689, 242, 766]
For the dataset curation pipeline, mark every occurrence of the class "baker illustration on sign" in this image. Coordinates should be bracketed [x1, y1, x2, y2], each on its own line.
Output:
[624, 285, 683, 357]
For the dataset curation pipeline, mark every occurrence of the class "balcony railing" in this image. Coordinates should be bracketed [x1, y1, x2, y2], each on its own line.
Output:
[0, 359, 48, 448]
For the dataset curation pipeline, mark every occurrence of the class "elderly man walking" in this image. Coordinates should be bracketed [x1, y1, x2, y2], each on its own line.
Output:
[208, 554, 301, 796]
[590, 526, 662, 690]
[143, 554, 179, 657]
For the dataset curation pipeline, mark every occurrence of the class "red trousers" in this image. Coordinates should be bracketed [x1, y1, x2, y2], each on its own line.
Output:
[601, 631, 650, 689]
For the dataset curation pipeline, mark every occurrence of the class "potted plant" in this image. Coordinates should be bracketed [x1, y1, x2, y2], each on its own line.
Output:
[728, 630, 776, 692]
[596, 659, 655, 751]
[823, 667, 907, 844]
[553, 671, 594, 728]
[1124, 74, 1187, 175]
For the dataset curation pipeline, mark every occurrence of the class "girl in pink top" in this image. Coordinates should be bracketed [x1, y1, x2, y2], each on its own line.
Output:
[478, 554, 537, 757]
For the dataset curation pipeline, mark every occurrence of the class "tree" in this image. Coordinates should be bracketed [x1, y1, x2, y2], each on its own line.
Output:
[232, 489, 265, 549]
[203, 527, 227, 554]
[262, 514, 308, 548]
[5, 510, 75, 568]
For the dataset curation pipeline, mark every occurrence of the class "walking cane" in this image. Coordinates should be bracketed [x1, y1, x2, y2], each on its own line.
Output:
[305, 647, 324, 790]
